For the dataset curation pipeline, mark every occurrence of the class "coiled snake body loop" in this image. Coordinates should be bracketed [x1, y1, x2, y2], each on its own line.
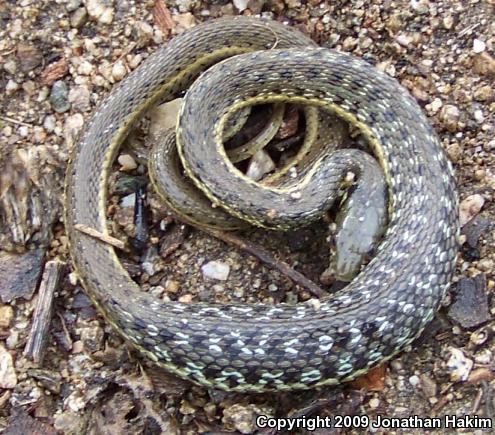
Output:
[65, 17, 458, 392]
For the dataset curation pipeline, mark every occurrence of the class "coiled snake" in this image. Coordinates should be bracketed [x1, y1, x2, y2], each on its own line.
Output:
[65, 17, 459, 392]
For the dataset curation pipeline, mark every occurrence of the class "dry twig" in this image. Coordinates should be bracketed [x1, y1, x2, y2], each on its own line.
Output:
[24, 260, 65, 363]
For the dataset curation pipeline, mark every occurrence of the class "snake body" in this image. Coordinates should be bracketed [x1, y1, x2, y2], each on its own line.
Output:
[65, 17, 458, 392]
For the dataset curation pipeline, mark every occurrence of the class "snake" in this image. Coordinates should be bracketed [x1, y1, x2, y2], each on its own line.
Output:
[65, 17, 459, 392]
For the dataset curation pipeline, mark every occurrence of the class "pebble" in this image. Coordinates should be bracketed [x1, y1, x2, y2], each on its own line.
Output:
[149, 98, 182, 136]
[233, 0, 248, 11]
[118, 154, 137, 171]
[408, 374, 420, 387]
[419, 374, 437, 397]
[369, 398, 380, 409]
[66, 0, 82, 11]
[473, 109, 484, 124]
[64, 114, 85, 144]
[6, 330, 18, 349]
[268, 283, 278, 292]
[429, 98, 443, 114]
[50, 81, 70, 113]
[120, 193, 136, 208]
[16, 43, 43, 72]
[136, 21, 154, 44]
[79, 322, 104, 353]
[22, 80, 36, 96]
[442, 15, 454, 29]
[0, 249, 45, 303]
[201, 261, 230, 281]
[474, 85, 492, 102]
[439, 105, 460, 132]
[473, 52, 495, 77]
[459, 194, 484, 227]
[173, 12, 196, 33]
[176, 0, 196, 13]
[446, 348, 473, 382]
[111, 60, 127, 82]
[474, 349, 492, 365]
[472, 39, 486, 54]
[0, 306, 14, 330]
[71, 8, 88, 28]
[446, 142, 462, 163]
[165, 279, 180, 293]
[85, 0, 114, 24]
[223, 404, 264, 434]
[180, 399, 196, 415]
[342, 36, 358, 51]
[4, 59, 17, 75]
[448, 275, 490, 329]
[68, 85, 91, 112]
[77, 60, 94, 76]
[462, 216, 490, 248]
[0, 344, 17, 389]
[477, 258, 494, 272]
[396, 33, 412, 47]
[142, 246, 160, 276]
[178, 294, 193, 303]
[6, 79, 20, 95]
[246, 150, 275, 181]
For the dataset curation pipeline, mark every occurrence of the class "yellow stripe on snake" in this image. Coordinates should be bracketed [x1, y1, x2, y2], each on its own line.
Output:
[65, 17, 459, 392]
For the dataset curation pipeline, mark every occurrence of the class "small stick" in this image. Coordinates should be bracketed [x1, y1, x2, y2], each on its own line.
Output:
[25, 260, 65, 363]
[471, 387, 483, 414]
[0, 116, 32, 127]
[74, 224, 127, 251]
[204, 228, 327, 298]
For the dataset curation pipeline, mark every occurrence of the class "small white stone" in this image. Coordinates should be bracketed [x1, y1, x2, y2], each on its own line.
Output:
[172, 12, 196, 34]
[3, 59, 17, 75]
[112, 61, 127, 82]
[0, 344, 17, 389]
[64, 113, 85, 144]
[430, 97, 443, 113]
[99, 7, 114, 24]
[268, 283, 278, 292]
[68, 85, 91, 112]
[43, 115, 57, 132]
[369, 398, 380, 409]
[246, 150, 275, 181]
[408, 374, 420, 386]
[474, 349, 492, 365]
[396, 33, 412, 47]
[473, 39, 486, 54]
[201, 261, 230, 281]
[120, 193, 136, 208]
[233, 0, 248, 11]
[85, 0, 114, 24]
[69, 272, 79, 286]
[18, 126, 29, 137]
[118, 154, 137, 171]
[77, 60, 94, 76]
[6, 79, 20, 95]
[474, 109, 484, 124]
[446, 347, 473, 382]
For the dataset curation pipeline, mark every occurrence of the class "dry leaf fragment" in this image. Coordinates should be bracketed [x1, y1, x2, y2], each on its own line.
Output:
[153, 0, 175, 35]
[41, 58, 69, 86]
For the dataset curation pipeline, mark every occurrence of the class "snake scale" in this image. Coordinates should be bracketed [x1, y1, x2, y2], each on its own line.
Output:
[65, 17, 459, 392]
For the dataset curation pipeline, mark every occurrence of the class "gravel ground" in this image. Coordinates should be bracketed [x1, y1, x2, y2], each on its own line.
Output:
[0, 0, 494, 434]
